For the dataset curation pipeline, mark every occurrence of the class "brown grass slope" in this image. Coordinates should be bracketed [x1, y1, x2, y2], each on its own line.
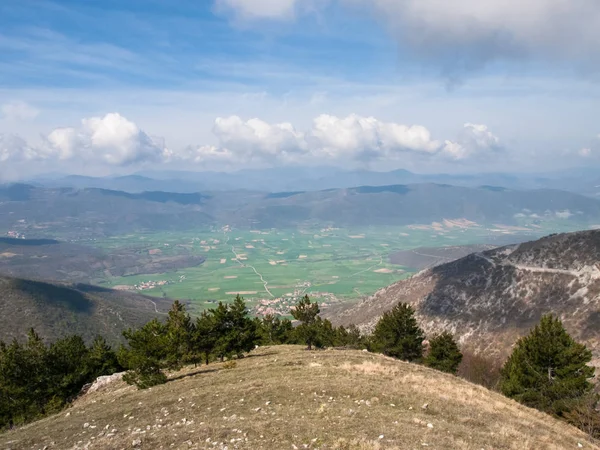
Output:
[0, 346, 596, 450]
[329, 229, 600, 366]
[0, 275, 173, 345]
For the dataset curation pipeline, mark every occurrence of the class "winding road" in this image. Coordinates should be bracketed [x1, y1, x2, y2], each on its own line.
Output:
[226, 231, 275, 298]
[474, 252, 596, 277]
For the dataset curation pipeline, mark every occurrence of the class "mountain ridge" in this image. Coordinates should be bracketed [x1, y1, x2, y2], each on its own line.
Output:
[329, 229, 600, 366]
[0, 275, 174, 345]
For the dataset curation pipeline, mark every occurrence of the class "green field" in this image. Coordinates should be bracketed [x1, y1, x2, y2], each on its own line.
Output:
[91, 218, 591, 315]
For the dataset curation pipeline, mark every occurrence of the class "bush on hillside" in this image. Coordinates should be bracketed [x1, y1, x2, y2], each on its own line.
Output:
[457, 350, 502, 390]
[424, 332, 463, 374]
[335, 324, 367, 349]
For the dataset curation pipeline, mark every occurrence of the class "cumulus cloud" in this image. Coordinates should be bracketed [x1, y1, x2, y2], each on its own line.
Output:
[0, 112, 501, 171]
[182, 114, 501, 166]
[43, 113, 169, 166]
[1, 101, 39, 121]
[442, 123, 502, 160]
[0, 133, 37, 162]
[216, 0, 600, 78]
[212, 116, 307, 163]
[309, 114, 440, 160]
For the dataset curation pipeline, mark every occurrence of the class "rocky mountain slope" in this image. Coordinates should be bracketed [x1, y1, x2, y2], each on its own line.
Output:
[331, 229, 600, 366]
[0, 275, 173, 345]
[0, 345, 595, 450]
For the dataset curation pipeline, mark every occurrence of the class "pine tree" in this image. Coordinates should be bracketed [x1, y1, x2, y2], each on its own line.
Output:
[371, 303, 424, 361]
[122, 319, 169, 389]
[0, 339, 28, 428]
[228, 295, 258, 357]
[291, 295, 320, 350]
[192, 311, 217, 365]
[211, 301, 234, 361]
[23, 329, 50, 415]
[314, 317, 336, 349]
[46, 335, 90, 407]
[500, 314, 595, 414]
[165, 300, 194, 369]
[87, 336, 121, 379]
[259, 315, 294, 345]
[424, 332, 463, 374]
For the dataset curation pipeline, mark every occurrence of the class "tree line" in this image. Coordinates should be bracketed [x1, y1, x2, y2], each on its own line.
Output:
[1, 295, 598, 438]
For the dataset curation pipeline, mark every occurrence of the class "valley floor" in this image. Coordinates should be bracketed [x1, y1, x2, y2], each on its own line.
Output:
[1, 346, 596, 450]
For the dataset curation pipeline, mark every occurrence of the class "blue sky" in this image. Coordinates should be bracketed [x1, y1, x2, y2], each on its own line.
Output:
[1, 0, 600, 179]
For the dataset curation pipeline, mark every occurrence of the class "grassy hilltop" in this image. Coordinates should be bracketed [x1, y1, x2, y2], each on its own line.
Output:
[1, 345, 596, 450]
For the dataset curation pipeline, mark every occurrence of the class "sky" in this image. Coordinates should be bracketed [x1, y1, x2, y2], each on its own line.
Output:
[1, 0, 600, 180]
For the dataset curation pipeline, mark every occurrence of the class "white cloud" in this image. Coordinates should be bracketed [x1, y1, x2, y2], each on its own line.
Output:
[0, 133, 37, 162]
[309, 114, 440, 160]
[579, 147, 592, 157]
[1, 101, 39, 121]
[556, 210, 574, 219]
[212, 116, 307, 163]
[442, 123, 502, 160]
[180, 114, 501, 166]
[215, 0, 300, 19]
[176, 145, 237, 169]
[44, 113, 169, 166]
[0, 112, 502, 172]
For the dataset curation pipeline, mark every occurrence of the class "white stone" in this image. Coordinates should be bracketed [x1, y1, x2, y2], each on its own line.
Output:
[87, 372, 126, 394]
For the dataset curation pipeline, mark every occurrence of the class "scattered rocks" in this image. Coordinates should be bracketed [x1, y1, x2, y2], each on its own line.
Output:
[422, 403, 429, 410]
[132, 438, 142, 447]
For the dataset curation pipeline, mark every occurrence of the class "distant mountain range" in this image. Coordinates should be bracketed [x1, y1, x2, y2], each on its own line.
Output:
[330, 229, 600, 367]
[1, 183, 600, 238]
[27, 166, 600, 197]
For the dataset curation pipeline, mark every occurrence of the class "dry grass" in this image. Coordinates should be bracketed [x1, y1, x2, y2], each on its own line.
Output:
[1, 346, 597, 450]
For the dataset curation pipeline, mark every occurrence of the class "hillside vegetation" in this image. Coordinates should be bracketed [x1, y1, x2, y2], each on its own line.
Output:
[1, 345, 596, 450]
[0, 237, 204, 284]
[0, 275, 173, 344]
